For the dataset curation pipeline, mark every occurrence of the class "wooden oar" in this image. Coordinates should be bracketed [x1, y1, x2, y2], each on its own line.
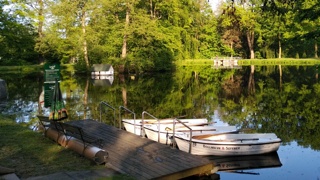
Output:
[176, 128, 217, 132]
[161, 123, 213, 132]
[213, 138, 260, 142]
[143, 119, 208, 124]
[140, 115, 188, 124]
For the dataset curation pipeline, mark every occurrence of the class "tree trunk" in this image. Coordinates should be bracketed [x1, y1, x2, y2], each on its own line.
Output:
[279, 65, 282, 90]
[121, 4, 130, 59]
[37, 0, 44, 64]
[315, 42, 318, 58]
[278, 33, 282, 58]
[122, 87, 127, 107]
[246, 30, 255, 59]
[316, 65, 318, 80]
[149, 0, 153, 18]
[83, 78, 89, 119]
[81, 9, 89, 69]
[230, 42, 233, 58]
[248, 65, 255, 94]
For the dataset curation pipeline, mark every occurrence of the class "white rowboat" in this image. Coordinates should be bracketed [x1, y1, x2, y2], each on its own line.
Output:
[144, 124, 239, 145]
[174, 133, 281, 156]
[122, 118, 208, 136]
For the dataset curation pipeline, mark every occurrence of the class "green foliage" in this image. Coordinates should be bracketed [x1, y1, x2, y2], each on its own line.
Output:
[3, 0, 320, 69]
[3, 62, 320, 153]
[0, 3, 38, 65]
[29, 0, 221, 72]
[74, 59, 89, 74]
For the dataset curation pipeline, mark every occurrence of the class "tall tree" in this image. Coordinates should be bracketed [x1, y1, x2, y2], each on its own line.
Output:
[218, 2, 242, 57]
[121, 1, 131, 60]
[79, 0, 89, 68]
[293, 0, 320, 58]
[48, 0, 99, 68]
[11, 0, 46, 63]
[0, 1, 38, 65]
[233, 0, 260, 59]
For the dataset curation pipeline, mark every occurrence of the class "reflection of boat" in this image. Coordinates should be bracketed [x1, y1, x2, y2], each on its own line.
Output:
[174, 133, 281, 156]
[122, 118, 209, 136]
[207, 152, 282, 171]
[144, 124, 238, 145]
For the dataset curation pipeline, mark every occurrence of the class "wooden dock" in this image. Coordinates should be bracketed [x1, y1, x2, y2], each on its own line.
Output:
[65, 119, 217, 179]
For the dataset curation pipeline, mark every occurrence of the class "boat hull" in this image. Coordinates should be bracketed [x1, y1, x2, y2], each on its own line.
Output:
[174, 133, 281, 156]
[122, 118, 208, 136]
[122, 119, 144, 136]
[144, 125, 238, 145]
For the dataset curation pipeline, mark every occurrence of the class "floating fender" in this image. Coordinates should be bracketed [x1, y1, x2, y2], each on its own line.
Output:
[45, 127, 108, 165]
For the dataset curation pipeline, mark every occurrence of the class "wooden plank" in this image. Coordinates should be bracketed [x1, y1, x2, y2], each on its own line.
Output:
[101, 129, 207, 170]
[75, 121, 209, 172]
[71, 120, 204, 166]
[66, 119, 216, 179]
[99, 135, 191, 175]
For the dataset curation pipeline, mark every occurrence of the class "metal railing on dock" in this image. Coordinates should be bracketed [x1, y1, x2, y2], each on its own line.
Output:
[98, 105, 201, 154]
[141, 111, 159, 138]
[172, 118, 194, 154]
[119, 106, 136, 132]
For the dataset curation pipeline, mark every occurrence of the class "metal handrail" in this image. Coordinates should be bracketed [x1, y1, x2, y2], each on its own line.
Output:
[99, 101, 117, 127]
[119, 106, 136, 132]
[141, 111, 158, 139]
[172, 118, 193, 154]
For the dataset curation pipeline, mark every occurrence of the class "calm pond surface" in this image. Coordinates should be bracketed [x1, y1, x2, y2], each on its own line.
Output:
[1, 64, 320, 179]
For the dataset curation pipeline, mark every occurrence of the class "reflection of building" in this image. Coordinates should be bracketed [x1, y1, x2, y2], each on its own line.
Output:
[91, 76, 114, 86]
[91, 64, 114, 86]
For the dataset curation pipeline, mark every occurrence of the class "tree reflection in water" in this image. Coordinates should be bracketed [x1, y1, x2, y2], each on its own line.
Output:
[1, 65, 320, 152]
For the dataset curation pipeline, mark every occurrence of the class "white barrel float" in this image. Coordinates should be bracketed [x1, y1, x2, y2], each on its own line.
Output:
[45, 127, 108, 165]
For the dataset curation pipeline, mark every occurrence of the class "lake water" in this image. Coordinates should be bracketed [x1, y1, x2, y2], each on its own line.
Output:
[1, 64, 320, 179]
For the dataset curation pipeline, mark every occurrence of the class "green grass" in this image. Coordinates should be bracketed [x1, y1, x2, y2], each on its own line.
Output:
[0, 64, 75, 74]
[0, 65, 43, 73]
[0, 115, 105, 179]
[238, 58, 320, 66]
[175, 58, 320, 66]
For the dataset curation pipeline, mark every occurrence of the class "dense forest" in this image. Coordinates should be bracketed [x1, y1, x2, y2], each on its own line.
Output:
[0, 0, 319, 72]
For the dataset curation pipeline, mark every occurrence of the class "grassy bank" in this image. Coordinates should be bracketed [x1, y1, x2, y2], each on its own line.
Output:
[0, 65, 43, 73]
[0, 115, 104, 179]
[176, 58, 320, 66]
[238, 58, 320, 66]
[0, 64, 74, 74]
